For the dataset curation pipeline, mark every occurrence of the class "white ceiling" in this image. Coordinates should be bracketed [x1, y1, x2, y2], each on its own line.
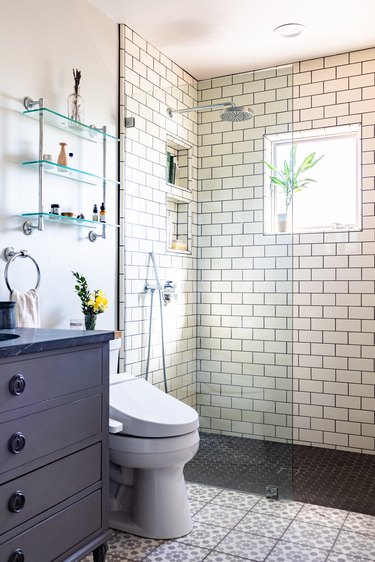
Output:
[87, 0, 375, 80]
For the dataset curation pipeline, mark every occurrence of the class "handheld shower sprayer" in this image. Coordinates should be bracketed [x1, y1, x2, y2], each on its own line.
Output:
[144, 252, 177, 306]
[144, 252, 177, 393]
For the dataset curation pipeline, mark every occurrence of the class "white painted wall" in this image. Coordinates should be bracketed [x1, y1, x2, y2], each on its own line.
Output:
[0, 0, 118, 329]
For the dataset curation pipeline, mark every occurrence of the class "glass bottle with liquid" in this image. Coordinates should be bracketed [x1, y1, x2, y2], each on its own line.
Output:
[92, 204, 99, 222]
[99, 202, 106, 223]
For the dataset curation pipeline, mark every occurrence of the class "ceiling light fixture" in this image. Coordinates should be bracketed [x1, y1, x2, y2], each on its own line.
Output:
[273, 23, 305, 38]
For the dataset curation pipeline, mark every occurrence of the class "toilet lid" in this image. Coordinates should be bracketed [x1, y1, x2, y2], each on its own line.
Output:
[110, 377, 199, 438]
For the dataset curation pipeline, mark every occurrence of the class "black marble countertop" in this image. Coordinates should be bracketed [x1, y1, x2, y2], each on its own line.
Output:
[0, 328, 115, 358]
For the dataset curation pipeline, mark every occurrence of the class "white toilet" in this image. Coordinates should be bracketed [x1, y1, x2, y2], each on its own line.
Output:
[108, 339, 200, 539]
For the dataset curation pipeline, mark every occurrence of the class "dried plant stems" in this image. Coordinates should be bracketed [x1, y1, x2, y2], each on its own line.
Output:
[72, 68, 82, 95]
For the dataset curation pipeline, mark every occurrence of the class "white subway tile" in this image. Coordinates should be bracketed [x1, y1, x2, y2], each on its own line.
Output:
[324, 432, 348, 446]
[349, 435, 374, 449]
[350, 48, 375, 63]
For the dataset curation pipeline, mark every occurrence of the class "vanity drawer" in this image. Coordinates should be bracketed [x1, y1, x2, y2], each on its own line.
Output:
[0, 346, 103, 414]
[0, 490, 101, 562]
[0, 395, 101, 476]
[0, 443, 101, 535]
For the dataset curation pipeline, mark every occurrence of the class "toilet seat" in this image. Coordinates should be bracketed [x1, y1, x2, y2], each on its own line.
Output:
[110, 374, 199, 438]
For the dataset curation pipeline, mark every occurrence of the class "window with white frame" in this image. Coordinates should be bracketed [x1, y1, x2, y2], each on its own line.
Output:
[263, 124, 362, 234]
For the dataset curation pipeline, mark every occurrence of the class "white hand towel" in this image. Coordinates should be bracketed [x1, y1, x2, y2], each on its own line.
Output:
[11, 289, 41, 328]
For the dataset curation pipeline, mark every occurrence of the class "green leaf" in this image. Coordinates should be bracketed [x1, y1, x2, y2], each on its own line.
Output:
[270, 176, 284, 186]
[263, 160, 278, 173]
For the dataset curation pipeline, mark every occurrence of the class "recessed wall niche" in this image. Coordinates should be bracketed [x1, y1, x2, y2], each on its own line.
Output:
[166, 195, 191, 254]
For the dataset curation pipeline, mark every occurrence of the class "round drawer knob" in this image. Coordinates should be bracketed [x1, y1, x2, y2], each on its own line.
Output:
[8, 432, 26, 454]
[8, 550, 24, 562]
[8, 491, 26, 513]
[9, 375, 26, 396]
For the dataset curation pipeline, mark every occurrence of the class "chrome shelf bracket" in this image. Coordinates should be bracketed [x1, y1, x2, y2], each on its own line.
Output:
[24, 97, 42, 111]
[88, 224, 106, 242]
[23, 221, 37, 236]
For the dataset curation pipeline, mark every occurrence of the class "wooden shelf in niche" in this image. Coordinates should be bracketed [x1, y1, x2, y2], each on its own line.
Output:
[166, 136, 192, 193]
[166, 194, 191, 254]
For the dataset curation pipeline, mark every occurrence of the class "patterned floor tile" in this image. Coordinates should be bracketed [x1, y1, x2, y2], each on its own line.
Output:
[189, 498, 207, 516]
[176, 521, 229, 549]
[252, 498, 303, 519]
[186, 482, 222, 503]
[265, 540, 329, 562]
[333, 529, 375, 560]
[296, 503, 347, 528]
[143, 541, 210, 561]
[211, 489, 261, 511]
[90, 532, 161, 562]
[215, 529, 277, 561]
[343, 512, 375, 537]
[327, 552, 373, 562]
[192, 502, 246, 529]
[235, 511, 292, 539]
[282, 520, 339, 550]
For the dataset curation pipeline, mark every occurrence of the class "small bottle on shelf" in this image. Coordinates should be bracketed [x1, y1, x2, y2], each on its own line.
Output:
[50, 203, 60, 215]
[99, 202, 106, 223]
[92, 204, 99, 222]
[57, 142, 68, 167]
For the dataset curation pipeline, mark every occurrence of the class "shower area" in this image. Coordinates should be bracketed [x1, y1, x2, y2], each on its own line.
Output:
[119, 24, 375, 516]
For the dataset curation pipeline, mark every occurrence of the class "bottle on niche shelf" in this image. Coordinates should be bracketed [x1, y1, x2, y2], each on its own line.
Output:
[99, 202, 106, 223]
[92, 204, 99, 222]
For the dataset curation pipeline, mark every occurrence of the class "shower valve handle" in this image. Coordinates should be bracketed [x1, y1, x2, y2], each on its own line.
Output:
[163, 281, 176, 305]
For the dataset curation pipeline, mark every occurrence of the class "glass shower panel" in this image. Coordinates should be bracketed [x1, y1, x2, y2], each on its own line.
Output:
[120, 80, 199, 402]
[187, 65, 294, 499]
[122, 68, 294, 499]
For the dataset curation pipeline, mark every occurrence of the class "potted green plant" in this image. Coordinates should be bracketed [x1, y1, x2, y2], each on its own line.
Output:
[264, 145, 323, 232]
[72, 271, 108, 330]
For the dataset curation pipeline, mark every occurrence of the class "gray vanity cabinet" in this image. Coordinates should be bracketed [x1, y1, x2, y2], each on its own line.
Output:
[0, 334, 112, 562]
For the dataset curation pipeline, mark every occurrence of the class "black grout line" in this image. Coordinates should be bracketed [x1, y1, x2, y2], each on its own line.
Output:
[324, 510, 350, 561]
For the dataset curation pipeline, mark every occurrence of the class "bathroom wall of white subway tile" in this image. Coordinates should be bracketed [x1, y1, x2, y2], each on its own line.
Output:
[196, 66, 294, 442]
[197, 48, 375, 453]
[292, 49, 375, 453]
[119, 24, 375, 454]
[119, 24, 198, 405]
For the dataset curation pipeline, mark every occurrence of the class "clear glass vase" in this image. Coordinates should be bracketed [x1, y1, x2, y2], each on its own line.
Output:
[84, 313, 97, 330]
[67, 90, 85, 124]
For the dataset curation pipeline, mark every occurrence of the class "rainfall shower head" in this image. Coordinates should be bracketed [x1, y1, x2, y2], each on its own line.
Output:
[220, 105, 254, 122]
[167, 102, 254, 121]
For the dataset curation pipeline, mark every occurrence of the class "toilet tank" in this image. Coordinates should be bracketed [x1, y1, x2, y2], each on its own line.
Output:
[109, 338, 121, 375]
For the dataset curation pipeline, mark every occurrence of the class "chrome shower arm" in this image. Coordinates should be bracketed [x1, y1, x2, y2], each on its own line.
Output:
[167, 101, 234, 117]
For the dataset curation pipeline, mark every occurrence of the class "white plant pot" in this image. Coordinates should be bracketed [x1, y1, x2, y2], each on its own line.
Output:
[277, 213, 290, 233]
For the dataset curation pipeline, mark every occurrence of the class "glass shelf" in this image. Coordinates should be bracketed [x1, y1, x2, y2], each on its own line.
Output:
[23, 107, 119, 143]
[21, 212, 119, 229]
[22, 160, 119, 186]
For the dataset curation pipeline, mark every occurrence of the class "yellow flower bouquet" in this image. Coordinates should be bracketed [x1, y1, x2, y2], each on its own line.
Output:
[72, 271, 108, 330]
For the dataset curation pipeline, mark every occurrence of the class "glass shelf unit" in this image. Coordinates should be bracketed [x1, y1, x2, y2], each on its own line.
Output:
[22, 160, 120, 186]
[23, 107, 119, 143]
[21, 212, 119, 229]
[21, 96, 118, 242]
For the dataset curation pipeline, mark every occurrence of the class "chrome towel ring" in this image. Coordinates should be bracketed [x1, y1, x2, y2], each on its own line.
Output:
[3, 247, 41, 292]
